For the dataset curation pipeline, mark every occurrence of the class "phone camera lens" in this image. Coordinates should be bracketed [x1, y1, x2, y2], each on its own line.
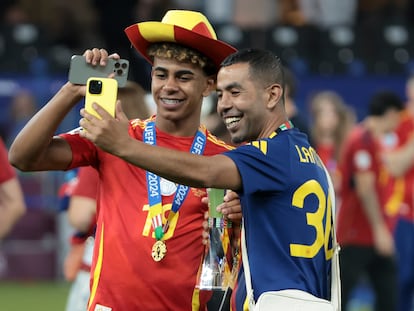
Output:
[114, 62, 120, 68]
[121, 63, 128, 69]
[117, 69, 123, 75]
[89, 80, 103, 94]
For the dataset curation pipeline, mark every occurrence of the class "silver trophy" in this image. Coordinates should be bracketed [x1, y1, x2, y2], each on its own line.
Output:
[196, 188, 230, 290]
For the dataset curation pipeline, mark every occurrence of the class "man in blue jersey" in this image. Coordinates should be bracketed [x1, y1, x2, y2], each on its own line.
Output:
[75, 48, 334, 310]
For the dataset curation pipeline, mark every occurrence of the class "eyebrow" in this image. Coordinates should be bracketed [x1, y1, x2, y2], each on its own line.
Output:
[153, 67, 195, 76]
[217, 82, 243, 92]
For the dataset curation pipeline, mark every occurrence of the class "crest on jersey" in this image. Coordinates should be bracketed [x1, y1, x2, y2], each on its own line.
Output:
[354, 150, 371, 170]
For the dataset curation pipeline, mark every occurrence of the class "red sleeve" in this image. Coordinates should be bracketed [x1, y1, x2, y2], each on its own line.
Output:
[396, 112, 414, 146]
[59, 132, 98, 170]
[0, 138, 15, 183]
[349, 129, 377, 174]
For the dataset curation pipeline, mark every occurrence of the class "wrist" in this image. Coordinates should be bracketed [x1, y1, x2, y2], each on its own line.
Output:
[61, 82, 84, 103]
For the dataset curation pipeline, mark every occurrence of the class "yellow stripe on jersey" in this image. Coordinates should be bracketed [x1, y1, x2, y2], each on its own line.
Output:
[191, 255, 205, 310]
[222, 228, 233, 288]
[243, 295, 250, 311]
[385, 177, 405, 216]
[88, 224, 105, 310]
[251, 140, 268, 155]
[131, 115, 156, 130]
[204, 125, 235, 150]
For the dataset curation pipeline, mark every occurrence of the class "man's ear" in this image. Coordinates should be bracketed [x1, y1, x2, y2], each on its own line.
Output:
[267, 84, 283, 109]
[202, 76, 216, 97]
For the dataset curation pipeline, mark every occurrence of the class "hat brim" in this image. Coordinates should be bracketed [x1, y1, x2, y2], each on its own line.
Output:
[125, 22, 237, 72]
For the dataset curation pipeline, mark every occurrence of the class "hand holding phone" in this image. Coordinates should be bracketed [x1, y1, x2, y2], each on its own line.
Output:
[69, 55, 129, 87]
[85, 77, 118, 119]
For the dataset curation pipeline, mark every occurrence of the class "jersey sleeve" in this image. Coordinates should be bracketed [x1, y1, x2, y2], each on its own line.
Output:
[59, 132, 99, 170]
[349, 134, 376, 174]
[223, 140, 287, 194]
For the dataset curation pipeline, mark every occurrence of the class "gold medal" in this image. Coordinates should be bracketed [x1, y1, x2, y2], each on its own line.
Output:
[151, 240, 167, 262]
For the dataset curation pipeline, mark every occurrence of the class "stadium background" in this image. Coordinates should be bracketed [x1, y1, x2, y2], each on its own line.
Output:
[1, 1, 413, 310]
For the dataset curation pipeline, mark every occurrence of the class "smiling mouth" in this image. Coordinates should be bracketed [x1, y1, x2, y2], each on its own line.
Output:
[161, 98, 184, 106]
[225, 117, 241, 129]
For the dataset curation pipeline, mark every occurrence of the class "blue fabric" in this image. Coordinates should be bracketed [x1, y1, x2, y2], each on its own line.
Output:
[225, 128, 332, 310]
[395, 218, 414, 311]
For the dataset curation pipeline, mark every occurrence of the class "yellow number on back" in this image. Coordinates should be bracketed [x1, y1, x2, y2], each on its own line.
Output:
[290, 180, 333, 259]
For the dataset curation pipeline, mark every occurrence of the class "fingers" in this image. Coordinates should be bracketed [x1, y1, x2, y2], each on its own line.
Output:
[108, 52, 121, 60]
[202, 211, 209, 245]
[224, 190, 239, 202]
[83, 48, 110, 66]
[79, 107, 100, 134]
[218, 190, 243, 222]
[201, 196, 209, 206]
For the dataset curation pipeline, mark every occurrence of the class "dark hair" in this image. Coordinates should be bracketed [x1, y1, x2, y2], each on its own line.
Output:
[221, 48, 285, 92]
[368, 91, 403, 116]
[147, 42, 217, 76]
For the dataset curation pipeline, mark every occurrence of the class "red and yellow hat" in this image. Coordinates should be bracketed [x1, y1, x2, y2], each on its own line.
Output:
[124, 10, 237, 71]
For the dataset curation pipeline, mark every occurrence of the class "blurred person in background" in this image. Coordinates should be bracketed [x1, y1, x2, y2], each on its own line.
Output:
[381, 75, 414, 311]
[61, 166, 97, 311]
[309, 90, 356, 191]
[6, 89, 37, 147]
[279, 0, 357, 28]
[0, 137, 26, 239]
[284, 67, 312, 144]
[9, 10, 239, 310]
[337, 90, 403, 311]
[232, 0, 279, 49]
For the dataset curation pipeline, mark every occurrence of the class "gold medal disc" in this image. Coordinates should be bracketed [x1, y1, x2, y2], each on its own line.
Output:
[151, 240, 167, 262]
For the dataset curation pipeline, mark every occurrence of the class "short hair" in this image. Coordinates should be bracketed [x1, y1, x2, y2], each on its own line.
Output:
[147, 42, 216, 76]
[368, 91, 403, 116]
[221, 48, 284, 89]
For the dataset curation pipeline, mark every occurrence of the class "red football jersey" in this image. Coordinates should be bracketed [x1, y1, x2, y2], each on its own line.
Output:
[385, 110, 414, 221]
[0, 138, 15, 183]
[61, 117, 232, 311]
[337, 125, 392, 246]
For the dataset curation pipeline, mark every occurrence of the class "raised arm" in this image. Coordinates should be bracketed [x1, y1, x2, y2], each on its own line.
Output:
[9, 49, 118, 172]
[9, 83, 82, 171]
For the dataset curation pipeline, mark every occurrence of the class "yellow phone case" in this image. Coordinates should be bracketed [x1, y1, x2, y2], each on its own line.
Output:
[85, 77, 118, 119]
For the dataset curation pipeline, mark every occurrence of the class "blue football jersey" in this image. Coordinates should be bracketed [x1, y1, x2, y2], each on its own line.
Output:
[224, 127, 334, 311]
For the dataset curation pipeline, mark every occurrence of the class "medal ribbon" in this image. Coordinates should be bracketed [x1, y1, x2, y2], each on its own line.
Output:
[144, 121, 207, 241]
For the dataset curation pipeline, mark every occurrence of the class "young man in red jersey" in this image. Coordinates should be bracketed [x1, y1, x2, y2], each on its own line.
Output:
[337, 91, 403, 311]
[9, 10, 239, 311]
[381, 76, 414, 311]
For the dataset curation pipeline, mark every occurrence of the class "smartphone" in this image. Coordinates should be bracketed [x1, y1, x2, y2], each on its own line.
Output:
[69, 55, 129, 87]
[85, 77, 118, 119]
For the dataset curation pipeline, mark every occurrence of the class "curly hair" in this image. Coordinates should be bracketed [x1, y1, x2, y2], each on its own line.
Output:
[147, 42, 216, 76]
